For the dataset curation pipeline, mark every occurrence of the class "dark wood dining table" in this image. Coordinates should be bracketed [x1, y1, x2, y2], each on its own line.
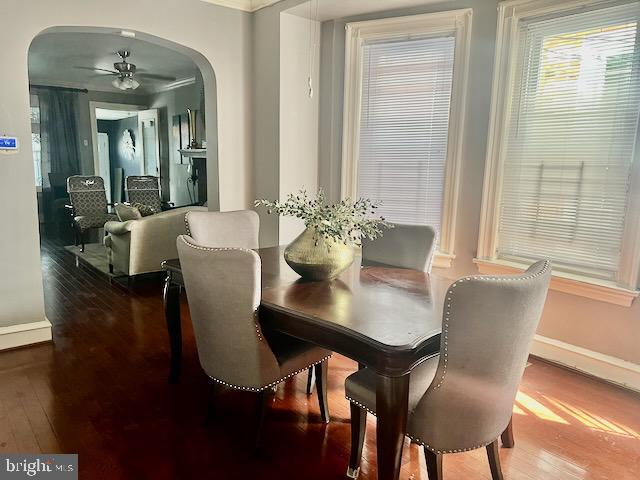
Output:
[162, 246, 450, 480]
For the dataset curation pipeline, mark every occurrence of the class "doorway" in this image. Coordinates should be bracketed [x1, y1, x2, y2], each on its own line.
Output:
[91, 103, 159, 203]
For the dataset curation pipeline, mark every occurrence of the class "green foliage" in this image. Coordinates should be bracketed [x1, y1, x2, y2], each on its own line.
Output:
[255, 190, 392, 247]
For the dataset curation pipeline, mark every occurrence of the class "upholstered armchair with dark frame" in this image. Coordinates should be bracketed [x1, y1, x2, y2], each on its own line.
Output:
[66, 175, 117, 252]
[125, 175, 172, 213]
[177, 235, 331, 448]
[344, 261, 551, 480]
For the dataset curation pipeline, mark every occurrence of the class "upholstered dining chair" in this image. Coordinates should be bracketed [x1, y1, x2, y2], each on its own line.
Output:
[185, 209, 259, 249]
[362, 223, 437, 272]
[67, 175, 117, 252]
[344, 260, 551, 479]
[125, 175, 164, 214]
[184, 210, 325, 402]
[177, 235, 331, 447]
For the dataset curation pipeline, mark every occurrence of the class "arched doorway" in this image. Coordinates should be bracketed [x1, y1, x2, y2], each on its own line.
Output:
[27, 26, 219, 281]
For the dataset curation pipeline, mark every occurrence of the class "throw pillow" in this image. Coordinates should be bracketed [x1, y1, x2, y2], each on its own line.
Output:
[131, 202, 158, 217]
[115, 203, 142, 222]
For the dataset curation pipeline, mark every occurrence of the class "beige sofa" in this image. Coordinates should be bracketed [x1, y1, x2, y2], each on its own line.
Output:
[104, 206, 207, 276]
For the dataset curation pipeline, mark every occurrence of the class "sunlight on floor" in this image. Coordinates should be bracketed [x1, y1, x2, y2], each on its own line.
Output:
[515, 391, 569, 424]
[512, 390, 640, 440]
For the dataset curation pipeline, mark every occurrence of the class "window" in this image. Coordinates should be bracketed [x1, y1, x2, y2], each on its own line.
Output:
[30, 94, 42, 188]
[342, 10, 472, 267]
[478, 0, 640, 306]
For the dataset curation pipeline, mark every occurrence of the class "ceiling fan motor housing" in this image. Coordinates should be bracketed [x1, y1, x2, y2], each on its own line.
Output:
[115, 50, 136, 76]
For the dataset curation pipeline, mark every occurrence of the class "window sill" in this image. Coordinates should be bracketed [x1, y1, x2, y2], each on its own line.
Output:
[473, 258, 639, 307]
[433, 252, 455, 269]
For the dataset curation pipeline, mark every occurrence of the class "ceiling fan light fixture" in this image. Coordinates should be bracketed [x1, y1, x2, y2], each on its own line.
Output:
[112, 76, 140, 91]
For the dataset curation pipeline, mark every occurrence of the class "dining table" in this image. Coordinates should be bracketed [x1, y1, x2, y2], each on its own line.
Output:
[162, 245, 450, 480]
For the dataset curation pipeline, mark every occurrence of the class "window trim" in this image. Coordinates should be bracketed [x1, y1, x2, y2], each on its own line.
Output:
[477, 0, 640, 303]
[341, 9, 473, 269]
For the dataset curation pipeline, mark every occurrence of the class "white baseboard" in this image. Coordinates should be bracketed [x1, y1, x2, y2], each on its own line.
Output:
[531, 335, 640, 393]
[0, 319, 52, 350]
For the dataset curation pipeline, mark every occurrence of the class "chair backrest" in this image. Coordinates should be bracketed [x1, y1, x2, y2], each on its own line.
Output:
[362, 223, 437, 271]
[126, 176, 162, 213]
[185, 210, 259, 249]
[67, 176, 108, 217]
[408, 261, 551, 452]
[177, 236, 281, 389]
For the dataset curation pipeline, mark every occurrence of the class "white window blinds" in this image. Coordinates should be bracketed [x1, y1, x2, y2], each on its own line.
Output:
[497, 2, 640, 280]
[357, 35, 455, 235]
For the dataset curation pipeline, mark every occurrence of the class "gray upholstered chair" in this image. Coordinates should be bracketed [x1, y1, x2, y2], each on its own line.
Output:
[177, 235, 331, 446]
[345, 261, 551, 480]
[67, 175, 117, 252]
[186, 209, 327, 398]
[185, 210, 259, 249]
[362, 223, 437, 272]
[125, 175, 163, 214]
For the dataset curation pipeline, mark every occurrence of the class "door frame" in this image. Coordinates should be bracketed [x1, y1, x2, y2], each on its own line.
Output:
[137, 108, 161, 177]
[89, 101, 149, 178]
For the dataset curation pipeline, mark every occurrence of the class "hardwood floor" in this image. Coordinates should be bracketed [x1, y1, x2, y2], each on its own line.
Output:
[1, 238, 639, 479]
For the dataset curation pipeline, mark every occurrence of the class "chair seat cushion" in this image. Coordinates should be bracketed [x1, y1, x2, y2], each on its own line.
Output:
[267, 332, 332, 379]
[345, 355, 440, 414]
[74, 213, 118, 231]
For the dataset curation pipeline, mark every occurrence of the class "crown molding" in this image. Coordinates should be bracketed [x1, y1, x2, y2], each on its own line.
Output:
[200, 0, 282, 12]
[153, 77, 196, 93]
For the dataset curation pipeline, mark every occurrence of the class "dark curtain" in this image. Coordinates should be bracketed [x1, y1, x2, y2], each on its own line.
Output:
[32, 87, 82, 188]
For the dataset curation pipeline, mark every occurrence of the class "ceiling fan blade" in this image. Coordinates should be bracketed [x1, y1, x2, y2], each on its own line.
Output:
[136, 73, 177, 81]
[73, 66, 119, 75]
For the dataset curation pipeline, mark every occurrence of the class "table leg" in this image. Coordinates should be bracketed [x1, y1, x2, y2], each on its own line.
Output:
[163, 272, 183, 384]
[376, 373, 410, 480]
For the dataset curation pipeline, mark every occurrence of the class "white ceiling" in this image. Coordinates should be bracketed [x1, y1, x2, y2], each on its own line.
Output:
[95, 109, 139, 121]
[286, 0, 450, 21]
[28, 32, 200, 94]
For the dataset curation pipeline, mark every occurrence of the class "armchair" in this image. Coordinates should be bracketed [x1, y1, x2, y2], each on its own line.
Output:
[126, 175, 172, 213]
[104, 206, 206, 276]
[66, 175, 117, 252]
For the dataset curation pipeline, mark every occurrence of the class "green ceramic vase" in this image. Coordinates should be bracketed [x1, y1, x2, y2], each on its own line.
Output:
[284, 227, 355, 281]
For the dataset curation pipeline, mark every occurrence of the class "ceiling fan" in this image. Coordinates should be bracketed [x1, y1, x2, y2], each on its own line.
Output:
[74, 50, 177, 91]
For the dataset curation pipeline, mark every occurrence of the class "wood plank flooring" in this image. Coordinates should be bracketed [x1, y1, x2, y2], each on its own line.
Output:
[0, 238, 638, 479]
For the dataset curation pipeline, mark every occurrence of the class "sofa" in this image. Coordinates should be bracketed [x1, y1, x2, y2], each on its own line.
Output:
[104, 206, 207, 276]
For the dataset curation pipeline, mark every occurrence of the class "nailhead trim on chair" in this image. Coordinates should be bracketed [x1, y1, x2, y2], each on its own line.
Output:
[345, 394, 500, 454]
[434, 260, 551, 390]
[184, 212, 192, 236]
[346, 261, 551, 454]
[180, 237, 332, 393]
[208, 355, 331, 392]
[345, 395, 376, 416]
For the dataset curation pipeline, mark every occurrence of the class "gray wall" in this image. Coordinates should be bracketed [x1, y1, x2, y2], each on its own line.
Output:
[252, 0, 309, 247]
[97, 117, 141, 200]
[0, 0, 251, 330]
[149, 78, 206, 207]
[316, 0, 640, 365]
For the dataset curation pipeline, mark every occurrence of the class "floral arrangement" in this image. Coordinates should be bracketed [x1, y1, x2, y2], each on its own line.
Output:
[255, 189, 392, 247]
